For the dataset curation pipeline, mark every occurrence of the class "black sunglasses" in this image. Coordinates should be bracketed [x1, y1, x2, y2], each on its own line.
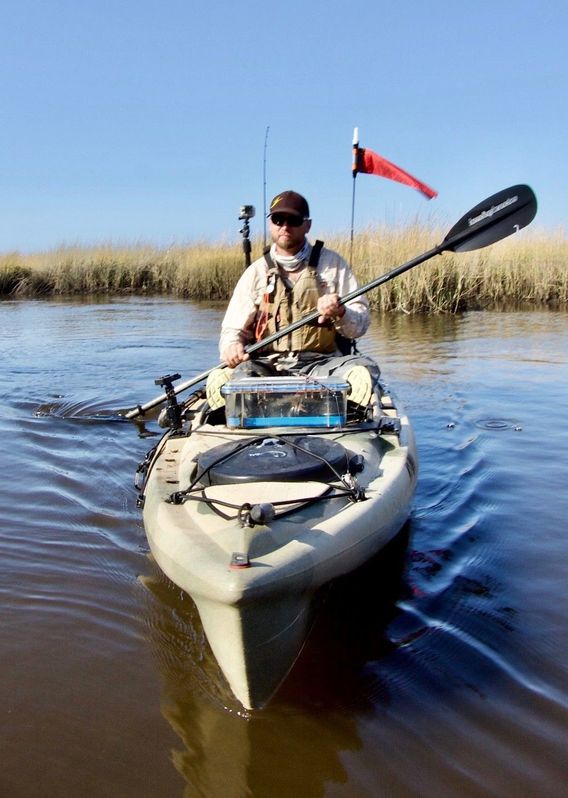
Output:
[270, 213, 306, 228]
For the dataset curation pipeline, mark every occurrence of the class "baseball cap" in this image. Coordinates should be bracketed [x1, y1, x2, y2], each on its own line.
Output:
[268, 191, 310, 219]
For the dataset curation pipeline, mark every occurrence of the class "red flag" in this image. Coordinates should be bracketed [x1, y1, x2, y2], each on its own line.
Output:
[355, 147, 437, 200]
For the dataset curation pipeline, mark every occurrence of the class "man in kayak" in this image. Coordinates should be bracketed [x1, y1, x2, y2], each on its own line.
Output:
[207, 190, 376, 409]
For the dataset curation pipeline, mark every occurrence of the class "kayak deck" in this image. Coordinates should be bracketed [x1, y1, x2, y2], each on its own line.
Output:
[136, 381, 417, 708]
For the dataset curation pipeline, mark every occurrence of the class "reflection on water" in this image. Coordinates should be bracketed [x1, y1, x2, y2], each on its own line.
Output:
[142, 531, 410, 798]
[1, 298, 568, 797]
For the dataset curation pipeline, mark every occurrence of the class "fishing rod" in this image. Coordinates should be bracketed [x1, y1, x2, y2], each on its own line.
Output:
[263, 125, 270, 249]
[125, 184, 537, 420]
[237, 126, 270, 268]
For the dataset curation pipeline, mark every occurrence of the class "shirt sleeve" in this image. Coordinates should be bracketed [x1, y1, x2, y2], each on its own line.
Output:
[319, 249, 370, 340]
[218, 261, 263, 357]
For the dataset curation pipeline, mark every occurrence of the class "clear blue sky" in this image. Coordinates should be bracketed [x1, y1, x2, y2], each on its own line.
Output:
[1, 0, 565, 252]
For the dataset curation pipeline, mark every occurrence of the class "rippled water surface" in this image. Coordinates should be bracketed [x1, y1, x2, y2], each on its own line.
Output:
[1, 298, 567, 797]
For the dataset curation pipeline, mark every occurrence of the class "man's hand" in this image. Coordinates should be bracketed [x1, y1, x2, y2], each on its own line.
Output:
[221, 342, 250, 368]
[317, 293, 345, 325]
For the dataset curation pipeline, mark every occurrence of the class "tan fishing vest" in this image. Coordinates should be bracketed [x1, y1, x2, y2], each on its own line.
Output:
[254, 252, 337, 354]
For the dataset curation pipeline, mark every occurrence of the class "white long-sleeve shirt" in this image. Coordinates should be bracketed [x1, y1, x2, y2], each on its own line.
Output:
[219, 242, 370, 357]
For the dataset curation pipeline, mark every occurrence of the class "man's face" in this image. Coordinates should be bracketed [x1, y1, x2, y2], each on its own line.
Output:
[270, 214, 312, 254]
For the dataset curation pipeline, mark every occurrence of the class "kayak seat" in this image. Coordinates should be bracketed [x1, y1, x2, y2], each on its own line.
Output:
[343, 365, 373, 407]
[206, 367, 233, 410]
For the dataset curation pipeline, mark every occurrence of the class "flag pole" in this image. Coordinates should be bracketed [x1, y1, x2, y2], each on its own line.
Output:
[350, 126, 359, 267]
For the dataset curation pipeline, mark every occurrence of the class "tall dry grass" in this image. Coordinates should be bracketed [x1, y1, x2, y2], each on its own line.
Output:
[0, 243, 243, 299]
[1, 225, 566, 312]
[328, 224, 568, 312]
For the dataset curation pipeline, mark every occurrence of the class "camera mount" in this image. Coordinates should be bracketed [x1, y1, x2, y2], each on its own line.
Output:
[239, 205, 255, 268]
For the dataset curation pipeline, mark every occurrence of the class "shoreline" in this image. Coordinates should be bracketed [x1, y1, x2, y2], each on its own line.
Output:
[1, 225, 566, 312]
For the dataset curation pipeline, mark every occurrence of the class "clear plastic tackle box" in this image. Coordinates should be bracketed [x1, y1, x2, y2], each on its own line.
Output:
[221, 376, 349, 429]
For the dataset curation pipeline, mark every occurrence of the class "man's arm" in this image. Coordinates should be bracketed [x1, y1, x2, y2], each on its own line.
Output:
[218, 265, 261, 364]
[319, 249, 370, 340]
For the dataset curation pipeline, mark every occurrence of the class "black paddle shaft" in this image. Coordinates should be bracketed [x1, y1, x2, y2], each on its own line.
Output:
[125, 184, 537, 419]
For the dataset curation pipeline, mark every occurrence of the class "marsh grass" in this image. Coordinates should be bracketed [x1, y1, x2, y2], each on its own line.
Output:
[1, 225, 566, 312]
[330, 224, 568, 312]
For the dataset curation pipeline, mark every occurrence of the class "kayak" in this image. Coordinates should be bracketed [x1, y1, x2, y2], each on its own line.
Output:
[129, 186, 538, 709]
[135, 368, 417, 709]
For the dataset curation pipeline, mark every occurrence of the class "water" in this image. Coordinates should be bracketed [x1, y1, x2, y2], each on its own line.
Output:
[1, 298, 567, 797]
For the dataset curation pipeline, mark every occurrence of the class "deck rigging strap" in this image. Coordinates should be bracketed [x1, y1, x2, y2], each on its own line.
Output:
[167, 434, 365, 510]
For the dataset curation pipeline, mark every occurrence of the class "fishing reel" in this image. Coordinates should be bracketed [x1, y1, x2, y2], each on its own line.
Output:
[238, 204, 255, 268]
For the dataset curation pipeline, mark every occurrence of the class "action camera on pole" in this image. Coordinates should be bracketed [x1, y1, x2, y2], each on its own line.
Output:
[239, 205, 255, 268]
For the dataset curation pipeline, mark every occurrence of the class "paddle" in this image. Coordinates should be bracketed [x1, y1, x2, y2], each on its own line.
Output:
[125, 184, 537, 419]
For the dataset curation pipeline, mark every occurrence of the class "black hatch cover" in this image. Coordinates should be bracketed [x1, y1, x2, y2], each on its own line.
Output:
[196, 435, 348, 485]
